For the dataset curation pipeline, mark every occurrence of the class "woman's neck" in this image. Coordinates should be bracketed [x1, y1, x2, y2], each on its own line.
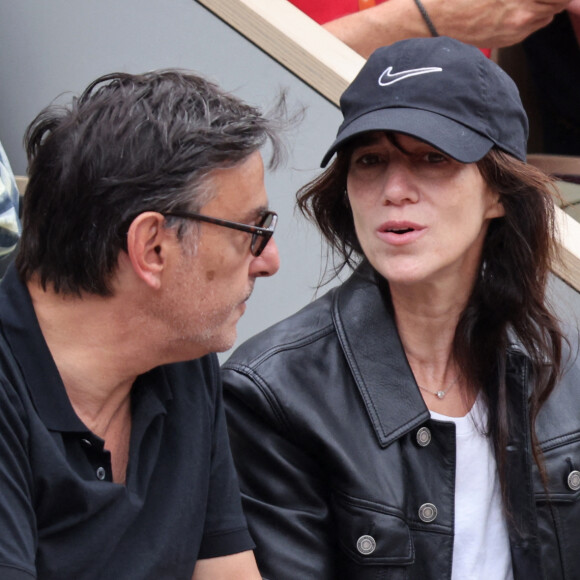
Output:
[389, 280, 476, 416]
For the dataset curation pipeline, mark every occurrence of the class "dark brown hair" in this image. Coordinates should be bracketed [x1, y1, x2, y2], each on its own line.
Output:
[18, 70, 284, 296]
[298, 144, 563, 508]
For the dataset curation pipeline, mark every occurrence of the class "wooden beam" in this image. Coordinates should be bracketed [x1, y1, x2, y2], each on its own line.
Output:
[197, 0, 580, 291]
[195, 0, 364, 105]
[554, 206, 580, 292]
[528, 154, 580, 179]
[15, 176, 27, 197]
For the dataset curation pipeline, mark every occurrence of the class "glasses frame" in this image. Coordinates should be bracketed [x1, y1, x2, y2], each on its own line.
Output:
[163, 209, 278, 257]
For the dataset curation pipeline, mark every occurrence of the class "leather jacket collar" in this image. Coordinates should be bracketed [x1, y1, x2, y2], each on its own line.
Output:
[333, 265, 430, 448]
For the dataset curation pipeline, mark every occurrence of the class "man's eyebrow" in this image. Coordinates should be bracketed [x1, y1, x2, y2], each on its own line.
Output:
[239, 205, 270, 224]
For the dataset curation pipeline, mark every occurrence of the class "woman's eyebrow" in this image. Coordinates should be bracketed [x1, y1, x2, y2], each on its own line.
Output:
[351, 133, 385, 149]
[351, 131, 415, 154]
[386, 132, 414, 156]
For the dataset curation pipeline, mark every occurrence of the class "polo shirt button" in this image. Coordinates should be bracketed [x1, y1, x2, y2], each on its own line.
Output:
[96, 466, 106, 480]
[568, 470, 580, 491]
[80, 438, 92, 448]
[356, 535, 376, 555]
[418, 502, 438, 523]
[416, 427, 431, 447]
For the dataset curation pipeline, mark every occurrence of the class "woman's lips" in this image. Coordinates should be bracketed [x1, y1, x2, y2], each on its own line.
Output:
[377, 221, 426, 245]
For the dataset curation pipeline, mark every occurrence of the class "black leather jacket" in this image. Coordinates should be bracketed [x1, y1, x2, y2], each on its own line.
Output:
[222, 265, 580, 580]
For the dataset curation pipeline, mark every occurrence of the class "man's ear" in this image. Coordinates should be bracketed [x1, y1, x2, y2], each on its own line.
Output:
[126, 212, 171, 289]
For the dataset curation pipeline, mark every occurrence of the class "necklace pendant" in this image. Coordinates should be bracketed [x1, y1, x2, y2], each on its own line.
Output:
[436, 390, 446, 399]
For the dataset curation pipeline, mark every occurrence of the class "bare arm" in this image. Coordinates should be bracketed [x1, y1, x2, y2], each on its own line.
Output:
[323, 0, 573, 58]
[568, 2, 580, 43]
[192, 550, 261, 580]
[568, 0, 580, 14]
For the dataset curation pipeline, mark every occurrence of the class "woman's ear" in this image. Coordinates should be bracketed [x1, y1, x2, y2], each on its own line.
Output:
[125, 212, 169, 289]
[486, 189, 506, 219]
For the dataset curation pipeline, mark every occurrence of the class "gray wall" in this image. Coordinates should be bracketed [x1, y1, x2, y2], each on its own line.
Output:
[1, 0, 578, 354]
[0, 0, 342, 355]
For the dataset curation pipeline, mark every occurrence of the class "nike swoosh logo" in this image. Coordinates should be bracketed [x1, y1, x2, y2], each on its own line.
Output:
[378, 66, 443, 87]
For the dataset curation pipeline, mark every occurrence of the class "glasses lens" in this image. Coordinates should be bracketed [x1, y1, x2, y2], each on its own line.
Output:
[251, 212, 276, 257]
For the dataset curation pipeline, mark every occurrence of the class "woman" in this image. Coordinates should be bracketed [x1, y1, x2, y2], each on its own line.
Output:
[222, 37, 580, 579]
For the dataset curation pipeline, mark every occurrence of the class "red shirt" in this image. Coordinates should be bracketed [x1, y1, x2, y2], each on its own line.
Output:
[289, 0, 388, 24]
[288, 0, 492, 57]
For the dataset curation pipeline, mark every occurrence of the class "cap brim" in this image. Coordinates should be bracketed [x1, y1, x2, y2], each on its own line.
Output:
[320, 108, 495, 167]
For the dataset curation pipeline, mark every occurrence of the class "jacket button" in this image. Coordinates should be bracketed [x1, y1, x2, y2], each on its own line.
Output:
[568, 470, 580, 491]
[418, 503, 438, 523]
[416, 427, 431, 447]
[356, 535, 376, 555]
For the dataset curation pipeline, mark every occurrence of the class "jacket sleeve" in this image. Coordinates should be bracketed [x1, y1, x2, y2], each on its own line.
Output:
[222, 365, 338, 580]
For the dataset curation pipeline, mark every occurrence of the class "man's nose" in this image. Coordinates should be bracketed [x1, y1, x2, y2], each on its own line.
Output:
[250, 237, 280, 277]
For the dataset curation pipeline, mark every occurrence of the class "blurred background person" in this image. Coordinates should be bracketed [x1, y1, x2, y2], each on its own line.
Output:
[288, 0, 572, 58]
[0, 140, 21, 276]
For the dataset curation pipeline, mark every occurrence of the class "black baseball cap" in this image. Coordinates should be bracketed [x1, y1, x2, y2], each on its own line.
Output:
[321, 37, 528, 167]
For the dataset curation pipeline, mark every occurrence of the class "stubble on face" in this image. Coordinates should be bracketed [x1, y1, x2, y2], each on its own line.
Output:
[157, 243, 254, 357]
[152, 151, 272, 359]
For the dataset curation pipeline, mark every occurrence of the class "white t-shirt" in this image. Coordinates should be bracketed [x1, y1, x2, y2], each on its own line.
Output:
[430, 398, 514, 580]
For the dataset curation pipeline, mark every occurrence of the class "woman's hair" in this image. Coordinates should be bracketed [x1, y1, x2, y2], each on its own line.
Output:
[298, 144, 564, 510]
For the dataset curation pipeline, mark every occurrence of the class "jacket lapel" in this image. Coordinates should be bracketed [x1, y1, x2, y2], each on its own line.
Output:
[332, 264, 430, 447]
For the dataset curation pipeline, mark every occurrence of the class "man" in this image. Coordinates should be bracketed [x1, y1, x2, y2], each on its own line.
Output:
[0, 70, 280, 579]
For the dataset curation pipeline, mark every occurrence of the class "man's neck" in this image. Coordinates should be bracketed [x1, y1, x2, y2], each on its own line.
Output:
[27, 280, 147, 435]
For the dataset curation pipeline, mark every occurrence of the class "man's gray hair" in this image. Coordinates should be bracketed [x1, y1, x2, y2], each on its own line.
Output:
[18, 70, 285, 296]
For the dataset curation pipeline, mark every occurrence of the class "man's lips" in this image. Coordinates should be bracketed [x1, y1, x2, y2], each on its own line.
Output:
[238, 285, 255, 313]
[377, 221, 426, 245]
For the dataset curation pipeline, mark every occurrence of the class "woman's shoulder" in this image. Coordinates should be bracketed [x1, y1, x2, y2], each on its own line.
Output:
[535, 323, 580, 445]
[225, 263, 383, 372]
[224, 285, 340, 373]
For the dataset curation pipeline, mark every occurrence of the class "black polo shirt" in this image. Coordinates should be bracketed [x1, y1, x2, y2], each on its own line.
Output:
[0, 267, 254, 579]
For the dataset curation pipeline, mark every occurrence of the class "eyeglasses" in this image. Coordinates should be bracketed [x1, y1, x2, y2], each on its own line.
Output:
[163, 209, 278, 257]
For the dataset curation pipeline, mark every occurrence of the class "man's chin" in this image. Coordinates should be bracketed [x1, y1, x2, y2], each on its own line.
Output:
[197, 306, 247, 356]
[211, 325, 239, 355]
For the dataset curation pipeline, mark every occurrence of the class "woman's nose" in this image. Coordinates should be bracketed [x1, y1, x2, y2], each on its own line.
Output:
[380, 161, 419, 206]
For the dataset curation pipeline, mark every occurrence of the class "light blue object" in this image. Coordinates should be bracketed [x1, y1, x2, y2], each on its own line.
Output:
[0, 142, 21, 257]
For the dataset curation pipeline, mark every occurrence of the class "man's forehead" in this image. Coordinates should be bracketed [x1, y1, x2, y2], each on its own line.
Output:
[197, 152, 268, 219]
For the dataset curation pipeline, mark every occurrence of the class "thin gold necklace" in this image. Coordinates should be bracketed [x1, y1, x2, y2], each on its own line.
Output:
[417, 375, 460, 400]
